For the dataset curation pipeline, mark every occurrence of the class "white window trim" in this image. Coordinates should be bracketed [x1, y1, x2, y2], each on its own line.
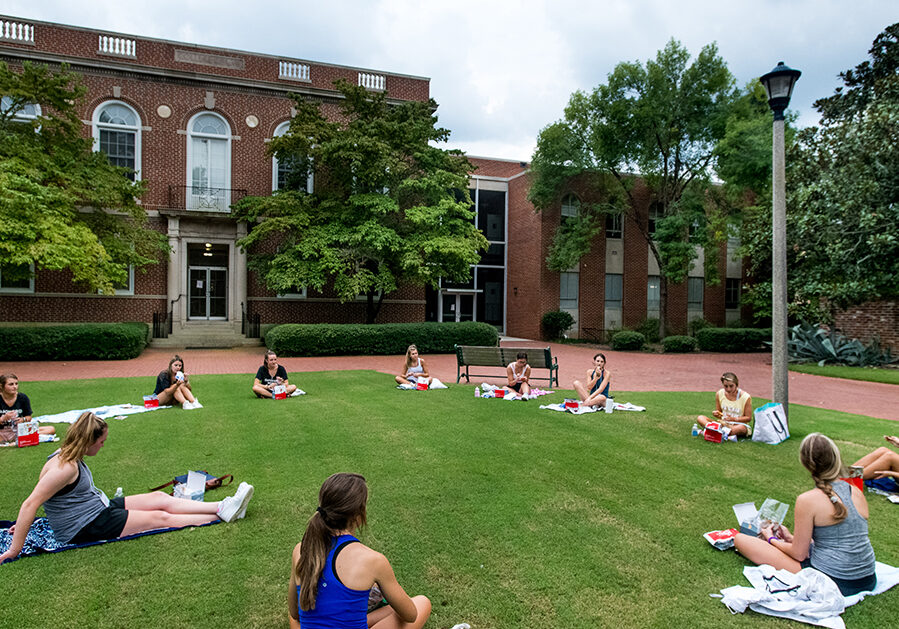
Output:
[0, 263, 35, 293]
[561, 194, 579, 218]
[116, 265, 135, 295]
[186, 111, 232, 211]
[92, 100, 141, 181]
[1, 96, 41, 123]
[272, 121, 313, 193]
[277, 286, 307, 299]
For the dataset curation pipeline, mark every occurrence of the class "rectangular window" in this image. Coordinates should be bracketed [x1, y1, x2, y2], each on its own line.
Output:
[276, 156, 313, 193]
[687, 277, 704, 310]
[99, 129, 136, 180]
[648, 204, 662, 238]
[725, 278, 741, 309]
[277, 286, 307, 299]
[560, 272, 579, 310]
[647, 275, 660, 312]
[605, 213, 622, 239]
[0, 263, 35, 292]
[113, 265, 134, 295]
[476, 189, 505, 242]
[605, 273, 623, 309]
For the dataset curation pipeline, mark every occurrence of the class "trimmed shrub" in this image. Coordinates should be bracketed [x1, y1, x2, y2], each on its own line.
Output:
[610, 330, 645, 351]
[0, 323, 148, 361]
[636, 318, 661, 344]
[541, 310, 574, 340]
[689, 317, 713, 335]
[696, 327, 771, 352]
[662, 335, 698, 353]
[265, 321, 499, 357]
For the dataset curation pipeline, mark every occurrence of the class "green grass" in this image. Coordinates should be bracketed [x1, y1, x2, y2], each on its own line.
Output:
[2, 372, 898, 628]
[789, 363, 899, 385]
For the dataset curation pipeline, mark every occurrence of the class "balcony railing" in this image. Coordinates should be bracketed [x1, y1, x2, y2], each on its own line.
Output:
[167, 185, 248, 212]
[358, 72, 386, 91]
[0, 19, 34, 43]
[98, 35, 136, 57]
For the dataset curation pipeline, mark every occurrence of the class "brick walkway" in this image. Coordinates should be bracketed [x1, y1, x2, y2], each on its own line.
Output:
[2, 342, 895, 421]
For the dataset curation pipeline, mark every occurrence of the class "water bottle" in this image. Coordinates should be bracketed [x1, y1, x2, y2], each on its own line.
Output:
[114, 487, 124, 498]
[474, 387, 480, 398]
[691, 424, 702, 437]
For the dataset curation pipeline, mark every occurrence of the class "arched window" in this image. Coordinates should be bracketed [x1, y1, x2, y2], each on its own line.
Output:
[186, 112, 231, 211]
[272, 121, 313, 193]
[561, 194, 579, 219]
[92, 101, 141, 181]
[1, 96, 41, 123]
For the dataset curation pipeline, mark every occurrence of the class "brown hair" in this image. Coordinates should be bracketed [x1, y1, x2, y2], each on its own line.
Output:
[296, 473, 368, 611]
[263, 349, 277, 364]
[721, 372, 739, 386]
[58, 411, 107, 464]
[167, 355, 184, 381]
[0, 373, 18, 388]
[799, 433, 848, 523]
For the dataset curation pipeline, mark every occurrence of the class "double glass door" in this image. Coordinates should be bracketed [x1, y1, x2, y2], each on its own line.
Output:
[188, 267, 227, 320]
[441, 292, 475, 322]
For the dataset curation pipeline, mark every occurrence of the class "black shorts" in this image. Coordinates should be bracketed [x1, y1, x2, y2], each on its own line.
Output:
[70, 497, 128, 544]
[509, 382, 523, 392]
[799, 557, 876, 596]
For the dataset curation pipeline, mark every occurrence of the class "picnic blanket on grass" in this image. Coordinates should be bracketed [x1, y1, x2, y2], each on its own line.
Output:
[0, 516, 220, 563]
[396, 378, 448, 390]
[34, 403, 172, 424]
[539, 401, 646, 414]
[715, 562, 899, 628]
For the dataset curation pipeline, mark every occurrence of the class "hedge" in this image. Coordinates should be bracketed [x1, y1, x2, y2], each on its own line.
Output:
[0, 323, 149, 361]
[265, 321, 499, 356]
[610, 330, 645, 351]
[695, 327, 771, 352]
[541, 311, 574, 340]
[662, 335, 698, 353]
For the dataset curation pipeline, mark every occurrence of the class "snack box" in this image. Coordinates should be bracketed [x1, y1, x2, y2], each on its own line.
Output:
[703, 421, 724, 443]
[564, 398, 580, 410]
[17, 420, 39, 448]
[143, 395, 159, 409]
[415, 381, 429, 390]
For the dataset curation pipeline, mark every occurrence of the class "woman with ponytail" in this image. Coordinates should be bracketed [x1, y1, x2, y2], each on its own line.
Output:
[288, 473, 431, 629]
[734, 433, 876, 595]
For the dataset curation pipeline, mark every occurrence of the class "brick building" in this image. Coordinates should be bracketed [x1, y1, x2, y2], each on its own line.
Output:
[1, 15, 744, 345]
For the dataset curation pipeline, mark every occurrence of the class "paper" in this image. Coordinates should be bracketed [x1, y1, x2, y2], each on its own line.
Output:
[733, 502, 757, 524]
[186, 470, 206, 494]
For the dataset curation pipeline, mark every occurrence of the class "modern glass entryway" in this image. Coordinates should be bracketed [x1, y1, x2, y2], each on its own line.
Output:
[187, 243, 228, 320]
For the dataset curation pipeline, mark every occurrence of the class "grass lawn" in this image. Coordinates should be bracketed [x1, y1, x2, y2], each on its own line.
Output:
[2, 371, 898, 628]
[789, 363, 899, 386]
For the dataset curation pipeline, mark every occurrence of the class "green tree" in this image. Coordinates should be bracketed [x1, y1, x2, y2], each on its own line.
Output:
[740, 23, 899, 322]
[529, 40, 745, 337]
[0, 62, 166, 292]
[233, 80, 488, 323]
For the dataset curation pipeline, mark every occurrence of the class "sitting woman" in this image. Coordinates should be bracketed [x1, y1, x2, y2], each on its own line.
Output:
[852, 435, 899, 491]
[501, 352, 532, 398]
[573, 353, 612, 408]
[253, 350, 298, 399]
[734, 433, 876, 596]
[288, 473, 431, 629]
[0, 373, 55, 444]
[154, 355, 201, 409]
[696, 372, 752, 438]
[395, 344, 432, 388]
[0, 411, 254, 564]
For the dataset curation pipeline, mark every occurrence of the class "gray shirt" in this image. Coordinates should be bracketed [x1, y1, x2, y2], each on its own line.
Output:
[809, 480, 876, 580]
[42, 454, 110, 544]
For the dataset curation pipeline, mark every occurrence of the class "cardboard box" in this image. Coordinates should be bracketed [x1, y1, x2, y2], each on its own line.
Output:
[415, 381, 428, 390]
[272, 384, 287, 400]
[494, 388, 505, 398]
[143, 395, 159, 409]
[564, 398, 579, 410]
[703, 421, 724, 443]
[17, 420, 39, 448]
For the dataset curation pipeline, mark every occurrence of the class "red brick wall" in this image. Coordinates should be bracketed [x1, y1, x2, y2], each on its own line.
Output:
[833, 301, 899, 349]
[704, 245, 728, 326]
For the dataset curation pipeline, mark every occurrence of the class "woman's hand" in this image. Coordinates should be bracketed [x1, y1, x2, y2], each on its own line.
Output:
[874, 470, 899, 479]
[0, 548, 18, 565]
[712, 410, 723, 419]
[760, 524, 778, 541]
[885, 435, 899, 448]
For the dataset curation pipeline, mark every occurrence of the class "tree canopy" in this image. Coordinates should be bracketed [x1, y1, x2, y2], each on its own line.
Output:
[233, 80, 487, 323]
[0, 61, 166, 292]
[529, 39, 751, 335]
[739, 23, 899, 322]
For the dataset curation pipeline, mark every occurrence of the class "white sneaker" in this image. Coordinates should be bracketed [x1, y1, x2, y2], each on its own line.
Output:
[217, 482, 254, 522]
[191, 400, 203, 409]
[182, 401, 194, 410]
[290, 389, 304, 397]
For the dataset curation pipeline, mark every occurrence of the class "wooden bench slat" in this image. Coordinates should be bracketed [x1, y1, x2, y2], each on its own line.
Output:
[454, 345, 558, 387]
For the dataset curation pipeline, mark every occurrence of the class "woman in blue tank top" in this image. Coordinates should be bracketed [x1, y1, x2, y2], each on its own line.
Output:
[0, 411, 254, 564]
[289, 473, 431, 629]
[734, 433, 877, 595]
[573, 353, 612, 407]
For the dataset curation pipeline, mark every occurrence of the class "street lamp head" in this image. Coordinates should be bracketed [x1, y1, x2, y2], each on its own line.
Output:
[760, 62, 801, 121]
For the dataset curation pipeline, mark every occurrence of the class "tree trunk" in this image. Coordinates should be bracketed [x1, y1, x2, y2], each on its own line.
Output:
[659, 276, 669, 340]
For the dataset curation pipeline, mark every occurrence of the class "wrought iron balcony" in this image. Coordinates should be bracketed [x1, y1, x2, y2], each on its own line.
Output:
[167, 185, 248, 212]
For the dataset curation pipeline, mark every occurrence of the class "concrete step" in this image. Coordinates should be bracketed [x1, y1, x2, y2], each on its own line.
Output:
[150, 321, 262, 349]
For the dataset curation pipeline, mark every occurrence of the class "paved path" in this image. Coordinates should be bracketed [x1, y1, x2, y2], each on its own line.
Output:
[2, 342, 895, 421]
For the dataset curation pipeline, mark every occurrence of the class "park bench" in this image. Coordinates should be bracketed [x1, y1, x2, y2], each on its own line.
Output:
[454, 345, 559, 387]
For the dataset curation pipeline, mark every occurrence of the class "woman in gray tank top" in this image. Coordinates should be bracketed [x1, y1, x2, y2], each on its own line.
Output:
[734, 433, 876, 595]
[1, 411, 255, 564]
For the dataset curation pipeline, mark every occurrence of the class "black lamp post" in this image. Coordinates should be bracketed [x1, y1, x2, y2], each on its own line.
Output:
[759, 61, 800, 419]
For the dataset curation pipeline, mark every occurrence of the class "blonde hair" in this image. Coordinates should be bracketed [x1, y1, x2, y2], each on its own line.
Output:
[800, 432, 848, 522]
[58, 412, 107, 464]
[721, 372, 739, 386]
[404, 344, 419, 371]
[296, 473, 368, 611]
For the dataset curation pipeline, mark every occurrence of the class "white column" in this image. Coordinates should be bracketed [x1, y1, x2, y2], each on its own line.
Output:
[235, 221, 248, 327]
[167, 217, 181, 328]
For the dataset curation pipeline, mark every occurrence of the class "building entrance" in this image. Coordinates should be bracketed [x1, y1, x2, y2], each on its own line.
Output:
[187, 244, 228, 320]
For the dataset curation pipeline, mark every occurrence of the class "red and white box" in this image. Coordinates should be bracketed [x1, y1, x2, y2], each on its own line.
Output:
[272, 385, 287, 400]
[415, 381, 428, 390]
[17, 420, 39, 448]
[143, 395, 159, 409]
[564, 398, 580, 410]
[703, 421, 724, 443]
[494, 388, 506, 398]
[703, 528, 738, 550]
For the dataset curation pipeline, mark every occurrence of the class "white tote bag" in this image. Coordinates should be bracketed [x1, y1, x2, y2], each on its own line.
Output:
[752, 402, 790, 445]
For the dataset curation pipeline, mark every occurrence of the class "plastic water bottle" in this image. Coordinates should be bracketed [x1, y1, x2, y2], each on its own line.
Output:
[691, 424, 702, 437]
[474, 387, 480, 398]
[114, 487, 124, 498]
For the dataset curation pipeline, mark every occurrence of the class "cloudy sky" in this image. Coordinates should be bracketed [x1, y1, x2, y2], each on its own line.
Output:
[3, 1, 895, 160]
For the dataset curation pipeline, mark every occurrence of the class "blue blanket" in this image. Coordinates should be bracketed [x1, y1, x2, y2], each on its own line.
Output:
[0, 517, 220, 563]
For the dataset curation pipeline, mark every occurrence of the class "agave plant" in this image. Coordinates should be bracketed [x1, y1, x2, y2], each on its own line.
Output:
[786, 321, 898, 367]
